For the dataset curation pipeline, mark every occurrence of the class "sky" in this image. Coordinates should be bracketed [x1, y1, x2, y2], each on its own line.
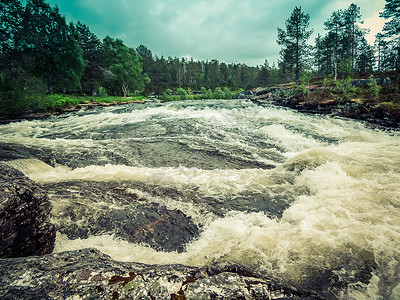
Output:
[46, 0, 387, 66]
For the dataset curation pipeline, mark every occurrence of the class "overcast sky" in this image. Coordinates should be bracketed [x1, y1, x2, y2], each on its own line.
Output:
[47, 0, 387, 66]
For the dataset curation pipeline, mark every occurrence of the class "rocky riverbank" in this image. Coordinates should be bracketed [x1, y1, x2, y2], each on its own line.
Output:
[244, 75, 400, 130]
[0, 99, 149, 125]
[0, 248, 324, 299]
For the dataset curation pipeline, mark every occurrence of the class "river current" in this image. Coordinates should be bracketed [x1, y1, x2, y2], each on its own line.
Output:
[0, 99, 399, 299]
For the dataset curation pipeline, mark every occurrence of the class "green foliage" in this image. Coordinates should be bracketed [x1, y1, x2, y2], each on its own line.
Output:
[206, 89, 213, 99]
[366, 76, 381, 101]
[74, 22, 107, 95]
[0, 0, 86, 93]
[0, 75, 47, 117]
[43, 94, 80, 109]
[98, 86, 108, 97]
[316, 3, 373, 76]
[177, 88, 187, 100]
[338, 58, 353, 78]
[227, 75, 236, 88]
[379, 101, 400, 111]
[0, 76, 29, 117]
[160, 93, 180, 101]
[103, 37, 144, 97]
[159, 87, 241, 102]
[380, 0, 400, 37]
[292, 83, 309, 99]
[223, 87, 233, 99]
[330, 77, 357, 103]
[323, 75, 335, 88]
[277, 6, 313, 82]
[213, 87, 225, 99]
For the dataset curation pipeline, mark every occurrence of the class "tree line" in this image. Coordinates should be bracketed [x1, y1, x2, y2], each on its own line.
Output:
[278, 1, 400, 82]
[0, 0, 281, 101]
[0, 0, 399, 108]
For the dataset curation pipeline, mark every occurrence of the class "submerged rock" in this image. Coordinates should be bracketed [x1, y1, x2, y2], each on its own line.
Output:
[45, 181, 200, 252]
[0, 248, 325, 299]
[0, 163, 55, 258]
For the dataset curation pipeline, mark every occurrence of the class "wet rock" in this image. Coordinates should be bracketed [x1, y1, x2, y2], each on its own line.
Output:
[121, 181, 298, 219]
[0, 163, 55, 258]
[45, 181, 199, 252]
[0, 248, 325, 299]
[0, 143, 33, 161]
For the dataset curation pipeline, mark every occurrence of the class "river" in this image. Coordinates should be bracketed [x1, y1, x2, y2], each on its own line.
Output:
[0, 99, 399, 299]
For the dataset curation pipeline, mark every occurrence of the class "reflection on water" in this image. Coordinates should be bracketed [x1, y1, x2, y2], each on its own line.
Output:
[1, 99, 399, 299]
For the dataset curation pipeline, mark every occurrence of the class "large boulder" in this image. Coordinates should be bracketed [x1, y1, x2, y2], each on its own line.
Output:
[0, 163, 55, 258]
[0, 248, 325, 299]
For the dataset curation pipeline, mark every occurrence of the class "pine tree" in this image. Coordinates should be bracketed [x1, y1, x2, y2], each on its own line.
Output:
[343, 3, 367, 71]
[323, 9, 345, 79]
[74, 22, 106, 95]
[380, 0, 400, 70]
[277, 6, 313, 82]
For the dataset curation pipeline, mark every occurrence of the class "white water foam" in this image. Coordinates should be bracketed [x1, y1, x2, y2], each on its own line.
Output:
[2, 101, 400, 298]
[9, 136, 399, 298]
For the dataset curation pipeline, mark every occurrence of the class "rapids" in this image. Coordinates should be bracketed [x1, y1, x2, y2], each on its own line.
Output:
[0, 99, 399, 299]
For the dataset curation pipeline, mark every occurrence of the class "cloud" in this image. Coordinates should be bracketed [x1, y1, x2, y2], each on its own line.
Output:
[47, 0, 386, 66]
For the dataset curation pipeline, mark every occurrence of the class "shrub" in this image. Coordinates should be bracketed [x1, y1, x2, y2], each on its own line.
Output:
[223, 87, 233, 99]
[0, 75, 47, 117]
[232, 88, 244, 98]
[331, 77, 357, 104]
[98, 86, 108, 97]
[206, 89, 213, 99]
[366, 76, 381, 101]
[292, 83, 309, 99]
[177, 88, 187, 100]
[213, 87, 225, 99]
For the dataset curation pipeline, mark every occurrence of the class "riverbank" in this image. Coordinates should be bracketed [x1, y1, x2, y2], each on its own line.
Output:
[246, 74, 400, 130]
[0, 95, 149, 124]
[1, 76, 400, 130]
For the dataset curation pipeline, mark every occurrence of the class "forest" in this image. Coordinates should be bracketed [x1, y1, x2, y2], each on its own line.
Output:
[0, 0, 399, 117]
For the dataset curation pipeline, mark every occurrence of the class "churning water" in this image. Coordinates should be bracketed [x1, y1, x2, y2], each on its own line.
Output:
[0, 99, 399, 299]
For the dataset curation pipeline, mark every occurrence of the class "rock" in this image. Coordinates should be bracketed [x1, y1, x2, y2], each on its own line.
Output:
[0, 163, 55, 258]
[0, 248, 325, 299]
[45, 181, 200, 253]
[0, 143, 33, 161]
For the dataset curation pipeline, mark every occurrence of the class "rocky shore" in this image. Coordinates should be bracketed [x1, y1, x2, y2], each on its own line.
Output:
[0, 248, 325, 300]
[244, 76, 400, 130]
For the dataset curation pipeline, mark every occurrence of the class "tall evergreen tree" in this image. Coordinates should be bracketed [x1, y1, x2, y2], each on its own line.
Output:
[136, 45, 155, 95]
[323, 9, 345, 78]
[374, 33, 385, 72]
[257, 59, 270, 86]
[356, 38, 375, 73]
[380, 0, 400, 70]
[151, 56, 171, 96]
[74, 22, 106, 95]
[343, 3, 367, 71]
[277, 6, 313, 82]
[318, 3, 368, 77]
